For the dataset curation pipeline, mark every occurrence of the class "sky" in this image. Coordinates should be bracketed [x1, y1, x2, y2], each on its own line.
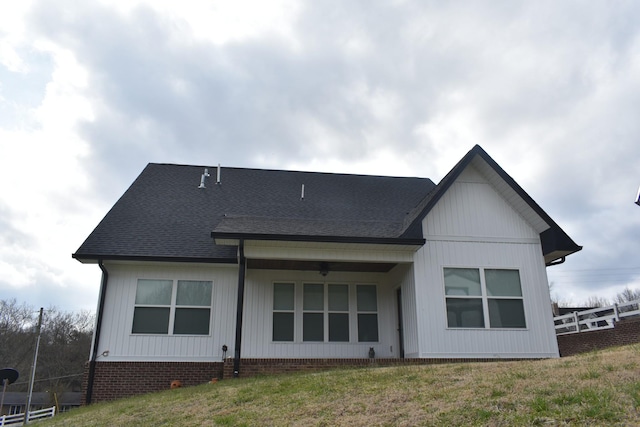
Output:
[1, 0, 639, 313]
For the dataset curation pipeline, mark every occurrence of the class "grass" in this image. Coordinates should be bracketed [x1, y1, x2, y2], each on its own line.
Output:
[42, 344, 640, 426]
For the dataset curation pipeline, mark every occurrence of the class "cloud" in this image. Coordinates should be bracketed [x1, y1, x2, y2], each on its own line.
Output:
[0, 0, 638, 311]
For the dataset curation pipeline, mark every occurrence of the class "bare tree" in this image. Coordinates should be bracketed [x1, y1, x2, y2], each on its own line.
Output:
[0, 299, 38, 391]
[614, 287, 640, 304]
[582, 296, 610, 308]
[0, 300, 94, 394]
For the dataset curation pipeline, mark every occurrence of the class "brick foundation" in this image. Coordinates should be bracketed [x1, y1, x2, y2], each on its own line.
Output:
[81, 361, 223, 404]
[221, 357, 524, 379]
[78, 319, 640, 404]
[82, 356, 524, 404]
[556, 316, 640, 357]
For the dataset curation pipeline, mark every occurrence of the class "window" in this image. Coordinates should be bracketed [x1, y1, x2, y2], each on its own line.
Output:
[357, 285, 379, 342]
[328, 284, 349, 342]
[444, 268, 525, 329]
[272, 282, 377, 343]
[132, 279, 212, 335]
[303, 283, 324, 341]
[486, 269, 526, 328]
[273, 283, 295, 341]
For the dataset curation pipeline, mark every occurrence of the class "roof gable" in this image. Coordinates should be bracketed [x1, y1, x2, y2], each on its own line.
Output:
[73, 145, 581, 265]
[401, 145, 582, 264]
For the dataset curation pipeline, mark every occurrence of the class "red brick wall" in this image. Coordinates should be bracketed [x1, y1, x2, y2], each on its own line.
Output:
[221, 357, 523, 379]
[82, 361, 223, 404]
[79, 319, 640, 404]
[556, 317, 640, 357]
[82, 357, 527, 404]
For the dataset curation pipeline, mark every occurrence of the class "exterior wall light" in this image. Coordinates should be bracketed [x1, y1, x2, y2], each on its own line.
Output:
[319, 262, 329, 277]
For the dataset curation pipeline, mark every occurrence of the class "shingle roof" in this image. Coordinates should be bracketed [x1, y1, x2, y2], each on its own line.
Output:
[73, 164, 436, 262]
[73, 145, 581, 265]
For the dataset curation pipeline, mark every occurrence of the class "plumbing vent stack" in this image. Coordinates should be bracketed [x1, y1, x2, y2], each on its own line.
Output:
[301, 184, 305, 200]
[198, 168, 210, 189]
[217, 164, 221, 184]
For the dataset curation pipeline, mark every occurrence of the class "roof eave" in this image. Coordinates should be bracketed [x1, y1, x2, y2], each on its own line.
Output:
[71, 253, 237, 265]
[401, 144, 582, 262]
[211, 232, 426, 247]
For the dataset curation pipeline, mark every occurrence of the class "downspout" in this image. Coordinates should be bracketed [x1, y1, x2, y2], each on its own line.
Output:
[233, 241, 246, 378]
[85, 261, 109, 405]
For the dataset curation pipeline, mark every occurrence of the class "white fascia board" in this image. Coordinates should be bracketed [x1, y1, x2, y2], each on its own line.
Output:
[243, 240, 418, 263]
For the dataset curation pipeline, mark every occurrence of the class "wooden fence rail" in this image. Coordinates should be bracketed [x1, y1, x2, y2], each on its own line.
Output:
[554, 299, 640, 335]
[0, 406, 56, 426]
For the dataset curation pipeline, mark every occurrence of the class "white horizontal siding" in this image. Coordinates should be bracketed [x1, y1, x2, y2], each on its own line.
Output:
[97, 262, 238, 362]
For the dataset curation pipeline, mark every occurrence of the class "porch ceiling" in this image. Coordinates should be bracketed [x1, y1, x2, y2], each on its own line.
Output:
[246, 259, 397, 273]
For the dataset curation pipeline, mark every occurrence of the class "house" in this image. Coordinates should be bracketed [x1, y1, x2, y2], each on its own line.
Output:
[73, 145, 581, 403]
[1, 392, 81, 415]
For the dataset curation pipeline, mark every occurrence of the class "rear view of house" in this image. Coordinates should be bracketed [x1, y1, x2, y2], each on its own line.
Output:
[73, 145, 581, 403]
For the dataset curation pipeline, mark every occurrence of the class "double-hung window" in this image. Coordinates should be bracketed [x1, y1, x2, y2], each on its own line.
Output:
[302, 283, 352, 342]
[356, 285, 379, 342]
[444, 268, 526, 329]
[132, 279, 213, 335]
[328, 284, 350, 342]
[272, 282, 378, 343]
[303, 283, 325, 341]
[273, 283, 295, 341]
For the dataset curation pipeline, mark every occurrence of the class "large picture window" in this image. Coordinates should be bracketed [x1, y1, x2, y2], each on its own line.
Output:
[272, 282, 377, 343]
[132, 279, 212, 335]
[444, 268, 525, 329]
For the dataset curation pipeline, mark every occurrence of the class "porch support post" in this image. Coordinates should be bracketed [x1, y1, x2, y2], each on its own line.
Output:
[233, 240, 246, 378]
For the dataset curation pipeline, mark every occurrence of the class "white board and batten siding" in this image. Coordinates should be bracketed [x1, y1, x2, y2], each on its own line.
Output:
[241, 268, 407, 359]
[96, 262, 238, 362]
[410, 165, 559, 359]
[389, 263, 420, 358]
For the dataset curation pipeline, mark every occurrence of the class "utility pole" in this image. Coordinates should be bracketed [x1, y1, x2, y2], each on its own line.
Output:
[24, 307, 43, 425]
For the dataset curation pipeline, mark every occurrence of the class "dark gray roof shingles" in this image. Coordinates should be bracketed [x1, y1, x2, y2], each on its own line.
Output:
[73, 146, 582, 264]
[73, 164, 436, 261]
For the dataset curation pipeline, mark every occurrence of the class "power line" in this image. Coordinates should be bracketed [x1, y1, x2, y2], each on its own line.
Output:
[550, 267, 640, 272]
[12, 373, 84, 386]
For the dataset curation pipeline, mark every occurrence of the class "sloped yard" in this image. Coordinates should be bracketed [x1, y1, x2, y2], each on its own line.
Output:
[42, 344, 640, 426]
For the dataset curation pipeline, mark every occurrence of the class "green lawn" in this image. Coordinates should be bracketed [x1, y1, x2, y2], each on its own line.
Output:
[43, 344, 640, 426]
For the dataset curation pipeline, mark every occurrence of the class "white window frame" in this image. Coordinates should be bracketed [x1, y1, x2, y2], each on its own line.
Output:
[272, 282, 296, 342]
[443, 267, 527, 330]
[132, 279, 213, 336]
[271, 281, 379, 343]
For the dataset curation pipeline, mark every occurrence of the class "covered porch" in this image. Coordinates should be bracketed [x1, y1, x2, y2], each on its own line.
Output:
[222, 239, 422, 374]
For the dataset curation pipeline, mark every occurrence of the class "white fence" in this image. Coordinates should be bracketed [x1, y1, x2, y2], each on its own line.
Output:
[0, 406, 56, 426]
[554, 299, 640, 335]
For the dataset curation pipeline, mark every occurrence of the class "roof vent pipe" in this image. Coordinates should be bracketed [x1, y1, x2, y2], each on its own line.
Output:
[198, 168, 210, 189]
[301, 184, 305, 200]
[216, 164, 221, 184]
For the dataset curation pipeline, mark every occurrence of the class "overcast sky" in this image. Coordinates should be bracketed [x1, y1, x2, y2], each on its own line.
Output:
[1, 1, 639, 312]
